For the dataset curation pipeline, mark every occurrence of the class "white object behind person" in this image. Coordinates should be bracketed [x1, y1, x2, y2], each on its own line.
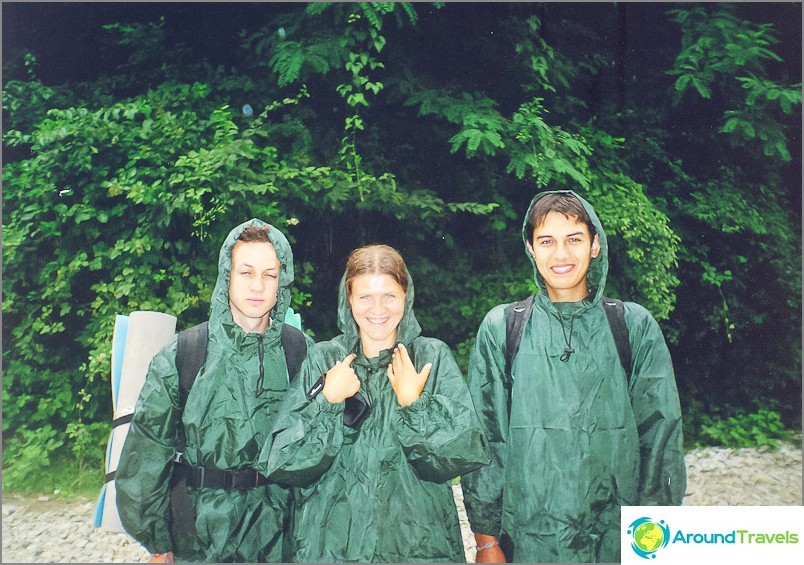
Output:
[95, 311, 177, 532]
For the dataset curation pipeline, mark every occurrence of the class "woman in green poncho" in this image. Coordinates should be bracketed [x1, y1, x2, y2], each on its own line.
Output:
[258, 244, 490, 563]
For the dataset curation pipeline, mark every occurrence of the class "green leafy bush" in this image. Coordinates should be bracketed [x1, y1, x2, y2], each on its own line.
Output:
[2, 425, 64, 491]
[699, 408, 792, 450]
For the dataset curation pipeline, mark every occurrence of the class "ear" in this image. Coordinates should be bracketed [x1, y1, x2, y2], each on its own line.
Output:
[526, 240, 536, 257]
[591, 234, 601, 258]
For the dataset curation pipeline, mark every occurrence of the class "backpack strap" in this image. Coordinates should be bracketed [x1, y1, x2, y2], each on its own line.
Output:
[171, 321, 208, 541]
[280, 323, 307, 381]
[601, 296, 632, 385]
[176, 322, 209, 406]
[504, 295, 535, 377]
[174, 321, 209, 463]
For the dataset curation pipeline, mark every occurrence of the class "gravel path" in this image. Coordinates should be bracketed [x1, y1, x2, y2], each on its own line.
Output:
[2, 444, 801, 563]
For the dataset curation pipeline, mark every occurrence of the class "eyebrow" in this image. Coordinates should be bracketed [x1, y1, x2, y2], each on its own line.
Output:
[238, 263, 279, 271]
[536, 231, 585, 240]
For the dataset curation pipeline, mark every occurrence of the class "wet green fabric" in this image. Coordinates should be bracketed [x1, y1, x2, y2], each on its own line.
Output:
[258, 269, 490, 563]
[116, 219, 310, 562]
[461, 190, 686, 563]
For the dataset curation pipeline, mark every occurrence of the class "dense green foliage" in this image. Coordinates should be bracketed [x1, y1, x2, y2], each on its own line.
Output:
[3, 3, 801, 486]
[700, 408, 791, 450]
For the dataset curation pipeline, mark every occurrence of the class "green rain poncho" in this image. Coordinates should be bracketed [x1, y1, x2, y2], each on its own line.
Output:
[461, 191, 686, 563]
[116, 219, 306, 562]
[258, 268, 490, 563]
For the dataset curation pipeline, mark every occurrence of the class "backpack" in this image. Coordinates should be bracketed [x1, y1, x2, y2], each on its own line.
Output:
[504, 295, 632, 382]
[169, 321, 308, 541]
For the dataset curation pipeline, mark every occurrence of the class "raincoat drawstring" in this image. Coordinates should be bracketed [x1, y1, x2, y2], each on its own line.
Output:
[256, 335, 265, 395]
[558, 313, 576, 362]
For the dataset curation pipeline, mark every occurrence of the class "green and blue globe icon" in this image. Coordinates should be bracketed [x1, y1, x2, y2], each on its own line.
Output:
[628, 517, 670, 559]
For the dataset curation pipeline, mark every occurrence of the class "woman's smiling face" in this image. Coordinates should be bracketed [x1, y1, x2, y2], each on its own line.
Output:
[348, 273, 405, 357]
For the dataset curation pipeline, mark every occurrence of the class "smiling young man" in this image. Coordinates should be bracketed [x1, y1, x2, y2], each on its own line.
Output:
[115, 219, 312, 563]
[461, 190, 686, 563]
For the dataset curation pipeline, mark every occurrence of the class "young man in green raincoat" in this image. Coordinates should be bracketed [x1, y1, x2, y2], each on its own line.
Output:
[258, 244, 490, 562]
[115, 219, 312, 562]
[462, 191, 686, 563]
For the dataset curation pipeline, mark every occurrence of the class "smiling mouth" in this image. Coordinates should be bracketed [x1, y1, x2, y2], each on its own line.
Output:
[551, 264, 575, 275]
[366, 317, 390, 325]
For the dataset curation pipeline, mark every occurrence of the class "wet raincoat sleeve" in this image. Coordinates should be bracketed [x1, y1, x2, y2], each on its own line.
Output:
[115, 342, 181, 554]
[626, 303, 687, 506]
[460, 306, 509, 537]
[257, 349, 347, 488]
[393, 339, 490, 484]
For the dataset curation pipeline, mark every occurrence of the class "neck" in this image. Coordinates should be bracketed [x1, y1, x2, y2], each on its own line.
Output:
[360, 334, 397, 359]
[232, 312, 271, 334]
[547, 285, 590, 303]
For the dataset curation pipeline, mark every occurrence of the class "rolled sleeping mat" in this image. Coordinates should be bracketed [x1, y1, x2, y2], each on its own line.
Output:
[110, 314, 130, 415]
[94, 314, 128, 528]
[97, 311, 177, 532]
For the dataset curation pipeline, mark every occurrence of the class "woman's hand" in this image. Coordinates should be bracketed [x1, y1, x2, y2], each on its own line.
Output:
[386, 343, 431, 407]
[149, 553, 174, 563]
[322, 353, 361, 404]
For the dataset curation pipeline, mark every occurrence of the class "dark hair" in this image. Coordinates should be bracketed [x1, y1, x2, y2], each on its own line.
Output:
[237, 225, 271, 243]
[525, 193, 597, 244]
[344, 245, 409, 297]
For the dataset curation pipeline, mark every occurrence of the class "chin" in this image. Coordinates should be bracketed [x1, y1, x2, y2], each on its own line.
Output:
[246, 310, 271, 320]
[360, 327, 391, 342]
[363, 330, 388, 342]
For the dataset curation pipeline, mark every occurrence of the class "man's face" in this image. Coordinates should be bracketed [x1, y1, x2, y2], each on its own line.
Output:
[228, 240, 280, 333]
[527, 211, 600, 303]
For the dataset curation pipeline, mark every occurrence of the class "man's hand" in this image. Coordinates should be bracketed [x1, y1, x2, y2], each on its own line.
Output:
[386, 344, 431, 407]
[149, 552, 174, 563]
[474, 533, 505, 563]
[322, 353, 361, 404]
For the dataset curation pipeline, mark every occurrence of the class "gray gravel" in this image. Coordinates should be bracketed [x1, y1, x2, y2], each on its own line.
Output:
[2, 444, 801, 563]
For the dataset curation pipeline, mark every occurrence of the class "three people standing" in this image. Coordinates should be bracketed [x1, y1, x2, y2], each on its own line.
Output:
[117, 190, 685, 563]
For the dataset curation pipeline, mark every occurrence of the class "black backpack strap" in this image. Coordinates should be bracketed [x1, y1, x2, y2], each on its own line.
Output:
[280, 323, 308, 382]
[601, 296, 632, 385]
[171, 321, 208, 542]
[176, 321, 209, 407]
[504, 295, 535, 377]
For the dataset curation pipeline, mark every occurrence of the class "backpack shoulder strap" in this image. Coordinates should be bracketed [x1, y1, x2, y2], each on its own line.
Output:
[176, 321, 209, 407]
[504, 295, 535, 376]
[171, 320, 208, 542]
[601, 296, 632, 385]
[280, 323, 308, 381]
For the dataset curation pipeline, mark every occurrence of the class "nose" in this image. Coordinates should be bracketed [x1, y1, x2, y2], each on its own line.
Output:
[553, 241, 570, 260]
[249, 276, 266, 292]
[368, 297, 384, 313]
